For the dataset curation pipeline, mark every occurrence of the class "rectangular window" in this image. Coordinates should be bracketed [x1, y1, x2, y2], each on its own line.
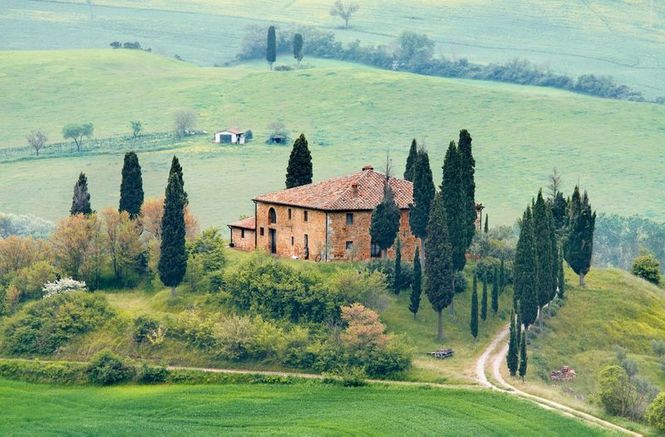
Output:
[346, 213, 354, 225]
[260, 227, 264, 236]
[345, 241, 353, 251]
[371, 242, 381, 258]
[304, 210, 308, 222]
[291, 236, 294, 246]
[288, 208, 292, 220]
[241, 229, 245, 239]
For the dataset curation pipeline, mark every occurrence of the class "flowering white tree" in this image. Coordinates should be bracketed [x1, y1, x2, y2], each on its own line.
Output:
[42, 277, 87, 298]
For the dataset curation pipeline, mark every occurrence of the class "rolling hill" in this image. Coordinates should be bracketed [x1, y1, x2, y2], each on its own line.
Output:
[0, 50, 663, 229]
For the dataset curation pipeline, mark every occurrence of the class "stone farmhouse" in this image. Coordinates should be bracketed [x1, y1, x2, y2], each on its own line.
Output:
[228, 165, 420, 261]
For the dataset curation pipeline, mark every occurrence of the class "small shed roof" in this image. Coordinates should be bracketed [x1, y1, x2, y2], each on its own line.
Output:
[216, 128, 245, 135]
[228, 216, 255, 230]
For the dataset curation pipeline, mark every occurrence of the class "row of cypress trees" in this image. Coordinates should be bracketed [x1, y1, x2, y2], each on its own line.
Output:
[69, 151, 190, 297]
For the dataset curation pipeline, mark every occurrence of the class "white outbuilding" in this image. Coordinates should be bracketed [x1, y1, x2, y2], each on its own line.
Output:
[214, 128, 247, 144]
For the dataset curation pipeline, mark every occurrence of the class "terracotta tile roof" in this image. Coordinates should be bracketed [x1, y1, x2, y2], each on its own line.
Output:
[217, 128, 245, 135]
[228, 216, 256, 230]
[254, 168, 414, 211]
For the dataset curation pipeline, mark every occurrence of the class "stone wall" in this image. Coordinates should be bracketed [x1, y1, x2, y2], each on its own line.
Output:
[254, 201, 419, 261]
[229, 227, 255, 251]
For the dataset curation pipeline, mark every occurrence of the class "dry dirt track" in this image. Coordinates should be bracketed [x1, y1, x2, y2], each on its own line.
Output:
[475, 325, 641, 436]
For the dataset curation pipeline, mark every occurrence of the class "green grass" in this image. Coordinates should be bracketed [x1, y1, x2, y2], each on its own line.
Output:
[0, 379, 611, 436]
[0, 50, 664, 229]
[2, 0, 664, 97]
[524, 268, 665, 409]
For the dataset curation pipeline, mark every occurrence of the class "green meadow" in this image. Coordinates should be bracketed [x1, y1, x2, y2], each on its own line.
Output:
[0, 379, 611, 436]
[2, 0, 664, 97]
[0, 50, 663, 229]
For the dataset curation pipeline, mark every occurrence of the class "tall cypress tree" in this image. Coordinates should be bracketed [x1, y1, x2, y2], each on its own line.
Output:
[158, 166, 188, 297]
[458, 129, 476, 249]
[393, 237, 402, 294]
[119, 151, 144, 218]
[518, 334, 528, 381]
[484, 213, 489, 233]
[507, 310, 519, 376]
[70, 172, 93, 215]
[533, 190, 554, 323]
[515, 311, 523, 352]
[266, 25, 276, 70]
[285, 134, 313, 188]
[168, 156, 188, 205]
[370, 180, 401, 257]
[441, 141, 467, 273]
[481, 275, 488, 321]
[293, 33, 304, 65]
[470, 283, 479, 340]
[514, 207, 539, 329]
[551, 191, 568, 236]
[409, 246, 422, 319]
[558, 250, 566, 299]
[499, 257, 505, 293]
[491, 266, 499, 314]
[425, 193, 454, 341]
[564, 186, 596, 286]
[404, 138, 418, 181]
[409, 149, 435, 245]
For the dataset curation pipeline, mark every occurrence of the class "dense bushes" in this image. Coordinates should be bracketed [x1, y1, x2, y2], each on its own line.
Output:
[236, 26, 658, 103]
[366, 259, 413, 292]
[0, 358, 88, 384]
[87, 350, 135, 385]
[631, 253, 661, 285]
[224, 254, 387, 323]
[647, 393, 665, 431]
[2, 291, 115, 355]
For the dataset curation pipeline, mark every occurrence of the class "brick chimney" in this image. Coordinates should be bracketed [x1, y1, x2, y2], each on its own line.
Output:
[351, 182, 359, 196]
[362, 164, 374, 171]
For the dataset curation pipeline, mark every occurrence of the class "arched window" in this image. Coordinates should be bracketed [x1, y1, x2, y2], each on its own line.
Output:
[268, 207, 277, 224]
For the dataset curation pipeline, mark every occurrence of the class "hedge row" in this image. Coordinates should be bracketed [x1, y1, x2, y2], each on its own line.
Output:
[0, 358, 309, 386]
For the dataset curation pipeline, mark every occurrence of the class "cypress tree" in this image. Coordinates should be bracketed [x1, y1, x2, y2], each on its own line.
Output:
[158, 164, 188, 297]
[533, 190, 554, 323]
[70, 172, 93, 215]
[458, 129, 476, 250]
[481, 275, 488, 321]
[514, 207, 539, 329]
[266, 25, 276, 70]
[515, 311, 523, 352]
[285, 134, 313, 188]
[507, 310, 519, 376]
[491, 266, 499, 314]
[470, 283, 479, 340]
[472, 271, 477, 300]
[441, 141, 467, 273]
[404, 138, 418, 181]
[119, 151, 144, 218]
[424, 193, 454, 341]
[168, 156, 188, 205]
[293, 33, 304, 65]
[558, 250, 566, 299]
[499, 258, 505, 293]
[484, 213, 489, 233]
[518, 334, 528, 382]
[409, 149, 435, 244]
[409, 246, 422, 319]
[370, 179, 401, 257]
[564, 186, 596, 286]
[552, 191, 568, 235]
[393, 237, 402, 294]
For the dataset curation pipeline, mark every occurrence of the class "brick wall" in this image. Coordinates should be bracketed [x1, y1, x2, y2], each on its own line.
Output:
[229, 227, 255, 251]
[254, 201, 419, 262]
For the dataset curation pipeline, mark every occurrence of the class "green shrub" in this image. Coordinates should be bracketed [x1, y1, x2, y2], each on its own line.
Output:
[646, 392, 665, 431]
[138, 364, 169, 383]
[365, 259, 413, 291]
[454, 271, 467, 294]
[2, 291, 115, 355]
[598, 365, 636, 418]
[323, 367, 368, 387]
[632, 253, 661, 284]
[7, 261, 58, 301]
[87, 350, 135, 385]
[0, 358, 87, 384]
[133, 315, 161, 344]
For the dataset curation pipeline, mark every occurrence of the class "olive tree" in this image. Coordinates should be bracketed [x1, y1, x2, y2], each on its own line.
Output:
[330, 1, 359, 28]
[27, 129, 47, 156]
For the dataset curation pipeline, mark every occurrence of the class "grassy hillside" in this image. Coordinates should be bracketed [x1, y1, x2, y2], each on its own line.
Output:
[0, 379, 611, 435]
[522, 268, 665, 412]
[0, 50, 664, 229]
[2, 0, 664, 97]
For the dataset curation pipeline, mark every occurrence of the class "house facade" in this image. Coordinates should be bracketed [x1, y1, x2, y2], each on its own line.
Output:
[228, 165, 420, 261]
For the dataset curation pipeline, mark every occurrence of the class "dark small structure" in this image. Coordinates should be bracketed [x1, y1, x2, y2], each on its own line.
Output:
[267, 133, 288, 145]
[429, 348, 454, 359]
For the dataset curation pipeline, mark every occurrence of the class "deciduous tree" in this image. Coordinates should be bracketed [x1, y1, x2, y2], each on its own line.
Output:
[27, 129, 47, 156]
[329, 0, 359, 28]
[101, 208, 143, 283]
[119, 151, 144, 218]
[424, 193, 454, 341]
[130, 120, 142, 138]
[173, 110, 196, 138]
[62, 122, 93, 151]
[285, 134, 313, 188]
